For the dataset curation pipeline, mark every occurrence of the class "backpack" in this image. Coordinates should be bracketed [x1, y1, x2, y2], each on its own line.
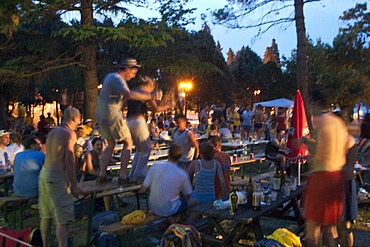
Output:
[91, 211, 119, 247]
[0, 227, 42, 247]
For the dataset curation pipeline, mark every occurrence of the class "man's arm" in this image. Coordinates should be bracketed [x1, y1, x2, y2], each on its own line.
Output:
[139, 184, 148, 194]
[65, 132, 81, 195]
[119, 85, 155, 102]
[187, 161, 195, 178]
[215, 161, 227, 197]
[188, 131, 199, 159]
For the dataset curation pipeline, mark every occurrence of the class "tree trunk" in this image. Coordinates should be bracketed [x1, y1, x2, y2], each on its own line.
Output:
[0, 96, 8, 129]
[81, 0, 98, 122]
[294, 0, 312, 130]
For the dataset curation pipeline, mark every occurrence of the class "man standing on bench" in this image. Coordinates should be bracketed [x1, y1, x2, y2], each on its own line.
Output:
[139, 144, 197, 217]
[96, 58, 158, 185]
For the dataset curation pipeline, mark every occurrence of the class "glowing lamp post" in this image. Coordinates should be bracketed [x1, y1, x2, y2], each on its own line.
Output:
[178, 81, 193, 117]
[254, 89, 261, 103]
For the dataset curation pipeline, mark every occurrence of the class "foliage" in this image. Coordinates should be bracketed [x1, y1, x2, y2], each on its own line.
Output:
[284, 33, 369, 122]
[230, 46, 262, 94]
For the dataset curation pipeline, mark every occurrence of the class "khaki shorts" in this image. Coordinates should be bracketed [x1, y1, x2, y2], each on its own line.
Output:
[99, 119, 131, 142]
[39, 168, 74, 225]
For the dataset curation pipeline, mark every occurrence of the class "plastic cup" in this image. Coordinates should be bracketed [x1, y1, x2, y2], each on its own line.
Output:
[271, 191, 278, 201]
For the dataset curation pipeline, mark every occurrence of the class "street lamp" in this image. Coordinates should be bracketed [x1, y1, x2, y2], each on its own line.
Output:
[178, 81, 193, 117]
[254, 89, 261, 103]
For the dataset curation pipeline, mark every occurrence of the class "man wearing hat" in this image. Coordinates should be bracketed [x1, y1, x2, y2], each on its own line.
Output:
[0, 130, 13, 166]
[80, 118, 93, 138]
[0, 130, 12, 166]
[96, 58, 158, 185]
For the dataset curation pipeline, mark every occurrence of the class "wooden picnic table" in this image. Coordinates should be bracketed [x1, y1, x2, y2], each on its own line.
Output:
[77, 179, 141, 246]
[222, 140, 268, 153]
[190, 185, 305, 246]
[231, 156, 266, 178]
[0, 172, 14, 196]
[113, 148, 168, 162]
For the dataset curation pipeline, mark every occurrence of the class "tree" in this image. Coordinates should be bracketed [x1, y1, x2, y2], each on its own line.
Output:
[212, 0, 318, 128]
[229, 46, 263, 105]
[263, 39, 281, 68]
[0, 0, 192, 124]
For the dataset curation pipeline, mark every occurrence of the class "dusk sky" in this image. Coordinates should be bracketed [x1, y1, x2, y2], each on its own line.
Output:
[63, 0, 361, 58]
[184, 0, 360, 58]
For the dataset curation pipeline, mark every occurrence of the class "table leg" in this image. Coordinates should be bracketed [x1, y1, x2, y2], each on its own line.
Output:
[291, 197, 304, 226]
[231, 221, 263, 245]
[86, 192, 96, 246]
[135, 190, 140, 210]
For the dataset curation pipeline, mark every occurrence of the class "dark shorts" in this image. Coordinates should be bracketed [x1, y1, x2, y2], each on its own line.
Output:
[254, 123, 263, 129]
[242, 125, 252, 132]
[266, 153, 278, 160]
[176, 197, 188, 214]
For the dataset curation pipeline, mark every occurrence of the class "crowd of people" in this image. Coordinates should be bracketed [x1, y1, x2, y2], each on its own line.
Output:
[0, 57, 367, 247]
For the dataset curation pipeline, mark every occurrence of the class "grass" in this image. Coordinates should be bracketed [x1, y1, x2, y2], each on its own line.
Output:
[1, 153, 370, 246]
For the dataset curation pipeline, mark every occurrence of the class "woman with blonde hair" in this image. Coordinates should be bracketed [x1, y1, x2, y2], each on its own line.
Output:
[126, 76, 171, 182]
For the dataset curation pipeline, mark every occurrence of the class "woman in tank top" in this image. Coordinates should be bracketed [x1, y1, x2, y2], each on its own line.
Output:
[83, 137, 103, 181]
[126, 76, 171, 182]
[187, 142, 227, 204]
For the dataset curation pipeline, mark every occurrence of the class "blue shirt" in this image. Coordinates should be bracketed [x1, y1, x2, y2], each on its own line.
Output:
[13, 150, 45, 197]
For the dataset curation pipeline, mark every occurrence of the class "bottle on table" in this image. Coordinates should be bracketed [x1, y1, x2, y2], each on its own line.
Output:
[268, 163, 277, 187]
[281, 171, 286, 188]
[242, 146, 248, 160]
[273, 170, 282, 192]
[246, 177, 254, 206]
[229, 191, 238, 215]
[252, 181, 262, 211]
[263, 186, 271, 205]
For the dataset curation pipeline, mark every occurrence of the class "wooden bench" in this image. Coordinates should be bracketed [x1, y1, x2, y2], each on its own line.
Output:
[99, 211, 186, 235]
[162, 217, 211, 245]
[230, 172, 270, 190]
[230, 167, 240, 181]
[0, 196, 37, 229]
[99, 212, 164, 235]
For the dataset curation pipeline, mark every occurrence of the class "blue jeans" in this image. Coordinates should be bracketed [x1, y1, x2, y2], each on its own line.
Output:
[127, 117, 152, 179]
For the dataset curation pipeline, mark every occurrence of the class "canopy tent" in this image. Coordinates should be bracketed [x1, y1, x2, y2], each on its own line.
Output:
[253, 98, 294, 122]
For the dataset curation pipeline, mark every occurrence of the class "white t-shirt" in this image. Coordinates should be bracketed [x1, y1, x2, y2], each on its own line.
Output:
[0, 146, 13, 166]
[142, 161, 193, 216]
[6, 143, 25, 163]
[76, 137, 86, 147]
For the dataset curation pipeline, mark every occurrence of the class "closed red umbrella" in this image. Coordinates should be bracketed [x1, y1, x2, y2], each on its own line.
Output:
[286, 90, 310, 184]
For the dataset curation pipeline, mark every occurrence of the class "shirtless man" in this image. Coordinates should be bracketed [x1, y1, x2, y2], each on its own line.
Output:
[254, 104, 265, 140]
[39, 107, 82, 247]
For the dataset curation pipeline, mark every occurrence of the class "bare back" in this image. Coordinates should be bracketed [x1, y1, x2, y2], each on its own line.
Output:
[254, 110, 264, 124]
[44, 126, 76, 172]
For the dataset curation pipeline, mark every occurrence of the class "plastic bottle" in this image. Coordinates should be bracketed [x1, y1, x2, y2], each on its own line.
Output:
[273, 170, 282, 191]
[264, 186, 271, 205]
[252, 181, 262, 211]
[246, 177, 254, 206]
[229, 191, 238, 215]
[268, 163, 277, 187]
[281, 171, 286, 188]
[242, 146, 248, 160]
